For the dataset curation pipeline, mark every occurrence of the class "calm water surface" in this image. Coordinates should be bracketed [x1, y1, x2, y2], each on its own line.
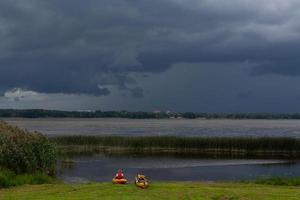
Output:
[4, 118, 300, 182]
[58, 156, 300, 183]
[3, 118, 300, 137]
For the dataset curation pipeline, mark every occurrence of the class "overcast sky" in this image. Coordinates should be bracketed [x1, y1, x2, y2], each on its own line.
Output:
[1, 0, 300, 112]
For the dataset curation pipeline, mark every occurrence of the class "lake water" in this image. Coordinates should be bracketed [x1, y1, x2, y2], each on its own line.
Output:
[3, 118, 300, 182]
[58, 155, 300, 183]
[3, 118, 300, 137]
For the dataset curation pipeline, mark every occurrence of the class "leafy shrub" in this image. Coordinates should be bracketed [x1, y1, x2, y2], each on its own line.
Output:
[0, 169, 54, 188]
[0, 121, 57, 174]
[254, 177, 300, 186]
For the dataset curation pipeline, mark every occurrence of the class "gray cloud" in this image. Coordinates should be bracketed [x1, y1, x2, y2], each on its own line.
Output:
[130, 87, 144, 98]
[0, 0, 300, 98]
[251, 61, 300, 76]
[237, 90, 254, 99]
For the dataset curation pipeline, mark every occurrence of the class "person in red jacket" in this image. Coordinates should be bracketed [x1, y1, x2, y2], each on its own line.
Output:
[115, 169, 125, 179]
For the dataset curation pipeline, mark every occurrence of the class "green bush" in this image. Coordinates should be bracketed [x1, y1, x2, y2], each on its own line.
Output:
[254, 177, 300, 186]
[0, 169, 54, 188]
[0, 121, 57, 174]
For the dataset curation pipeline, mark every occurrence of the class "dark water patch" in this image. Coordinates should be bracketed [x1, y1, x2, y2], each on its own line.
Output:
[57, 155, 299, 183]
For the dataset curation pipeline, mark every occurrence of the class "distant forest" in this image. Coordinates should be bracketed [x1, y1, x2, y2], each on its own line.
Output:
[1, 109, 300, 119]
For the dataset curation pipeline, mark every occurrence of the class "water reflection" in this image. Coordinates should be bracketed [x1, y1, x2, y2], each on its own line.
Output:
[58, 155, 300, 183]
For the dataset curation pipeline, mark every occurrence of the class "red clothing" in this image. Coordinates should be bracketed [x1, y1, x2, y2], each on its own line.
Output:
[115, 172, 124, 179]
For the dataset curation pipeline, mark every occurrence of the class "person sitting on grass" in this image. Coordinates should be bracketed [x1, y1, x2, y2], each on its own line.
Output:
[115, 169, 125, 179]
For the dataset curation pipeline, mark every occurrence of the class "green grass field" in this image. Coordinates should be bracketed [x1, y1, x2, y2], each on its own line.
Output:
[1, 182, 300, 200]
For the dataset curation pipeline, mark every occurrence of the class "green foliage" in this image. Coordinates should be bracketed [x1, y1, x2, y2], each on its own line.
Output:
[0, 121, 57, 174]
[0, 169, 54, 188]
[0, 109, 162, 119]
[253, 177, 300, 186]
[2, 108, 300, 119]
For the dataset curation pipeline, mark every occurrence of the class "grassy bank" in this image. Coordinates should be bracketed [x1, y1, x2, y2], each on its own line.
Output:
[251, 177, 300, 186]
[0, 169, 55, 188]
[51, 135, 300, 158]
[1, 182, 300, 200]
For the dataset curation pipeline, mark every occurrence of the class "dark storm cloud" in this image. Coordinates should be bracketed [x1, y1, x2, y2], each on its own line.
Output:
[0, 0, 300, 96]
[251, 61, 300, 76]
[130, 87, 144, 98]
[237, 90, 254, 99]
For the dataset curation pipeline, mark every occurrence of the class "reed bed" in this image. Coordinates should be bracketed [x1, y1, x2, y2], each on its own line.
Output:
[51, 135, 300, 157]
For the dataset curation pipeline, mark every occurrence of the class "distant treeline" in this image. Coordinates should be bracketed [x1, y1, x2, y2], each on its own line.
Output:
[0, 109, 162, 118]
[1, 109, 300, 119]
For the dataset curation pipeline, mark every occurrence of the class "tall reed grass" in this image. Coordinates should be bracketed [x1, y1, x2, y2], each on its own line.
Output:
[52, 135, 300, 157]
